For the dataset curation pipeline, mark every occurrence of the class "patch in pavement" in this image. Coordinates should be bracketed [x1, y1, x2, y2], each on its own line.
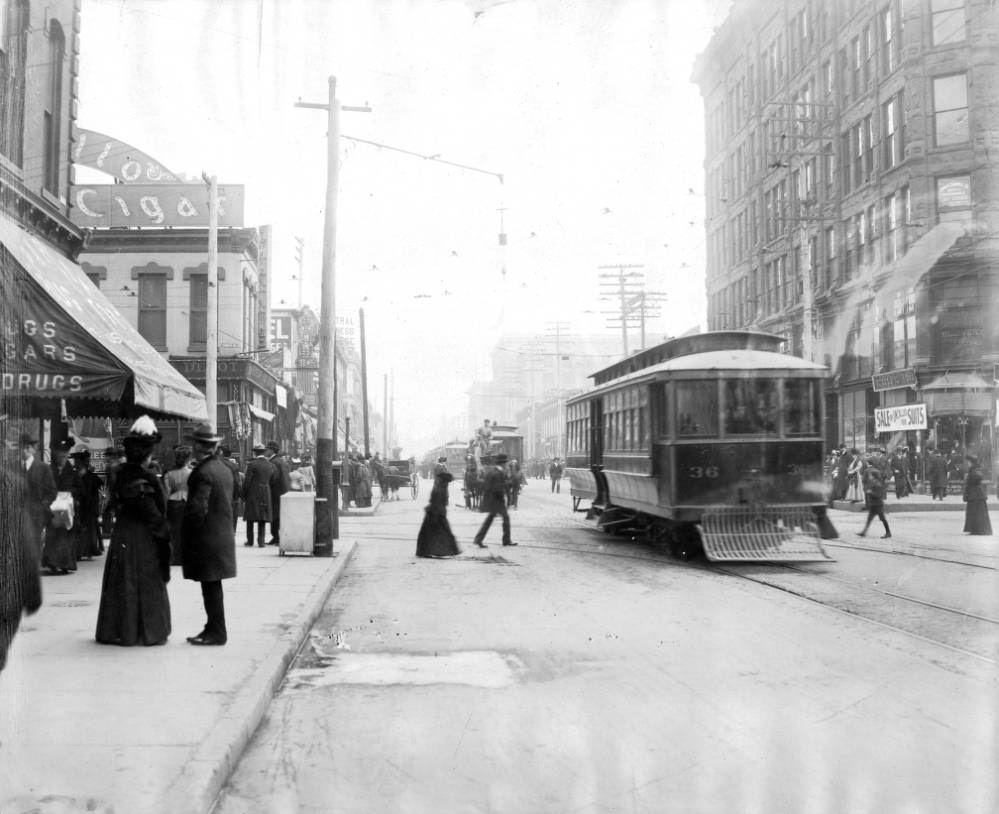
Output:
[284, 651, 520, 690]
[461, 553, 520, 566]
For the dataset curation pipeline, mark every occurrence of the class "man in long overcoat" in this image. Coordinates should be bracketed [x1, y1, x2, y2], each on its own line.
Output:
[1, 459, 42, 672]
[264, 441, 290, 546]
[242, 443, 275, 547]
[473, 454, 516, 548]
[21, 433, 56, 556]
[182, 424, 235, 646]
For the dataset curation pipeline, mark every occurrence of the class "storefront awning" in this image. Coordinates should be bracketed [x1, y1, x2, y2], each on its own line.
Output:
[0, 214, 208, 421]
[922, 371, 993, 391]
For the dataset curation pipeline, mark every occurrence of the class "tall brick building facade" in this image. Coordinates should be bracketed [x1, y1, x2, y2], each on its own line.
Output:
[693, 0, 999, 473]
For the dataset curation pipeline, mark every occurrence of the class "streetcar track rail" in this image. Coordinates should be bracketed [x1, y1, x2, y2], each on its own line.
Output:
[823, 539, 997, 571]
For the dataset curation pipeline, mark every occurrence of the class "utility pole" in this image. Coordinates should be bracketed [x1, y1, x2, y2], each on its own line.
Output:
[294, 235, 305, 308]
[382, 372, 388, 457]
[624, 290, 668, 351]
[598, 264, 644, 356]
[359, 307, 370, 456]
[203, 173, 218, 433]
[295, 77, 371, 554]
[546, 321, 569, 458]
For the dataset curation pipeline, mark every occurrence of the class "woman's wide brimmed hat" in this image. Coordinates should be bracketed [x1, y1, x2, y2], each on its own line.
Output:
[189, 423, 223, 445]
[123, 415, 162, 451]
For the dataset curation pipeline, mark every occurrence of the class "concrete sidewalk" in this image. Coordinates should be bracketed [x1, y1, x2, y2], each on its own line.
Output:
[0, 534, 358, 814]
[832, 490, 975, 512]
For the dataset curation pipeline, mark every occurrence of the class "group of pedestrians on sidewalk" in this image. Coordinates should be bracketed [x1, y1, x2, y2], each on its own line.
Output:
[855, 452, 993, 539]
[1, 416, 244, 672]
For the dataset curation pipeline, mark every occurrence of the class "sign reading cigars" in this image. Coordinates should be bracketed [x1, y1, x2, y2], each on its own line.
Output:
[875, 403, 928, 433]
[69, 184, 244, 228]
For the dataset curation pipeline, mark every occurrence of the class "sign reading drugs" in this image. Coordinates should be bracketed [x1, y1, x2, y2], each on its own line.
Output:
[69, 184, 244, 228]
[875, 403, 928, 433]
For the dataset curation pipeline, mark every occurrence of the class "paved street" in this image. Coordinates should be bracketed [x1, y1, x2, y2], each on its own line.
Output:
[215, 483, 998, 814]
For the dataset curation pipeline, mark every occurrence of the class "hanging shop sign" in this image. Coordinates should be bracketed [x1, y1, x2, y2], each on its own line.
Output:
[69, 184, 244, 228]
[872, 368, 917, 392]
[874, 403, 927, 433]
[73, 129, 180, 183]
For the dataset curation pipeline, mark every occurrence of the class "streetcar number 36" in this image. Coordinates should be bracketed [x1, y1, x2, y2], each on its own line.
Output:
[688, 466, 719, 478]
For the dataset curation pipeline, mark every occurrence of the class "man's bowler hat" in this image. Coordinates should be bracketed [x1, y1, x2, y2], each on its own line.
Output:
[265, 440, 281, 453]
[189, 423, 223, 445]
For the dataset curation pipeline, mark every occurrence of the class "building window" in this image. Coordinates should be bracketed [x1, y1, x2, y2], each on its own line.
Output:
[138, 275, 168, 349]
[823, 142, 835, 194]
[43, 21, 65, 194]
[935, 309, 981, 364]
[936, 174, 971, 222]
[932, 73, 969, 147]
[883, 92, 904, 169]
[824, 225, 837, 286]
[880, 4, 899, 74]
[189, 274, 208, 349]
[893, 293, 916, 369]
[0, 0, 29, 167]
[931, 0, 966, 46]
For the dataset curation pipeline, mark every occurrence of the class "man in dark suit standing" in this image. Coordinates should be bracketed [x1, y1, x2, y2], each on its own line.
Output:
[20, 433, 56, 556]
[242, 443, 274, 547]
[473, 454, 516, 548]
[182, 424, 235, 646]
[264, 440, 290, 547]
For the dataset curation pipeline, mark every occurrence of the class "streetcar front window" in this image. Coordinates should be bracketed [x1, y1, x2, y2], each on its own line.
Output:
[676, 381, 718, 437]
[783, 379, 821, 435]
[724, 379, 779, 435]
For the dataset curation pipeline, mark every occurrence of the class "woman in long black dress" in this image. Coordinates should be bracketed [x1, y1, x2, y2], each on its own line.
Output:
[95, 417, 172, 646]
[72, 449, 104, 560]
[416, 472, 461, 558]
[962, 455, 993, 535]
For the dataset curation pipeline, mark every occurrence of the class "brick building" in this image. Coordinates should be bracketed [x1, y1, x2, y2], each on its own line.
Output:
[693, 0, 999, 472]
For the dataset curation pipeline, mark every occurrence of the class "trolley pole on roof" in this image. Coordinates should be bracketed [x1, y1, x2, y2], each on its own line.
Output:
[295, 77, 371, 553]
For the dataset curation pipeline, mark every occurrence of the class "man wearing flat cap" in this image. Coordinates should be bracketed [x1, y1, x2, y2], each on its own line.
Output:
[182, 424, 235, 646]
[264, 440, 290, 547]
[20, 433, 56, 557]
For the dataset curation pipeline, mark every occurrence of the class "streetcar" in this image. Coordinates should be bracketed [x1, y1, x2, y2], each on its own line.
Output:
[565, 330, 837, 562]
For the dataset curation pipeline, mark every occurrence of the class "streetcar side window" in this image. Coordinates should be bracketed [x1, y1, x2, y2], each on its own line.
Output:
[676, 381, 719, 437]
[724, 379, 779, 435]
[783, 379, 821, 435]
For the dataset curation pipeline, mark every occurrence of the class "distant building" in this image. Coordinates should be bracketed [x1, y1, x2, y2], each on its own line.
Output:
[470, 333, 623, 459]
[80, 226, 283, 456]
[693, 0, 999, 470]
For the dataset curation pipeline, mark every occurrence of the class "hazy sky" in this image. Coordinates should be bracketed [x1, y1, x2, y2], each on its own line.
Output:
[78, 0, 730, 455]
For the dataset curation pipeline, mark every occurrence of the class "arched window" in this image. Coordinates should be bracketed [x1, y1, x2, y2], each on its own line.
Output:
[44, 19, 65, 193]
[0, 0, 29, 166]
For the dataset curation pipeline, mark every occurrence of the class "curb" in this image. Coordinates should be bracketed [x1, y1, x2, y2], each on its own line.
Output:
[831, 499, 965, 512]
[161, 538, 358, 814]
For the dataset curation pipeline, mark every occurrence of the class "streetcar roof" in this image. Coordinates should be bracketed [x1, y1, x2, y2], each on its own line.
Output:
[569, 349, 828, 402]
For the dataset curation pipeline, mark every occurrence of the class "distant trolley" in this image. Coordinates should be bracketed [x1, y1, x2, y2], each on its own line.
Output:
[565, 331, 837, 562]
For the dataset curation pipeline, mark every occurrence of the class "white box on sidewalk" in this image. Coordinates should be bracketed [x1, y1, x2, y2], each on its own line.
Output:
[279, 492, 315, 555]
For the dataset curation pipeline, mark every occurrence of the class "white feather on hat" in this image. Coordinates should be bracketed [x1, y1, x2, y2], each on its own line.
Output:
[130, 415, 158, 437]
